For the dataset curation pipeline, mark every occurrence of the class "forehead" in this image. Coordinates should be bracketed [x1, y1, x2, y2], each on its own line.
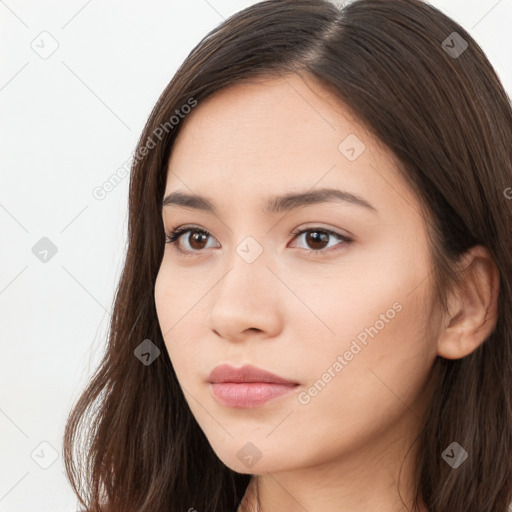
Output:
[164, 73, 418, 220]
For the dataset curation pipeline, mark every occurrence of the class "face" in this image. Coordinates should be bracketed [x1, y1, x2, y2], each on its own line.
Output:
[154, 73, 439, 475]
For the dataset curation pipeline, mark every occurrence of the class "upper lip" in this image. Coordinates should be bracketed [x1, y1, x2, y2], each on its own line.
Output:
[207, 364, 298, 385]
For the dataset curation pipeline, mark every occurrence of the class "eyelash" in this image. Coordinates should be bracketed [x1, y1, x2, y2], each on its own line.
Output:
[164, 225, 352, 258]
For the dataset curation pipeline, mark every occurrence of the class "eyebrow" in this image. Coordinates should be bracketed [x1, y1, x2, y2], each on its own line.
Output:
[161, 187, 378, 215]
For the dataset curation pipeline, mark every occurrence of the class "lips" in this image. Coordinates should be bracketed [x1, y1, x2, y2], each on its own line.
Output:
[207, 364, 299, 409]
[207, 363, 298, 385]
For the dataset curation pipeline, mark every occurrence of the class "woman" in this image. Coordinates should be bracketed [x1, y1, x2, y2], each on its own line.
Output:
[63, 0, 512, 510]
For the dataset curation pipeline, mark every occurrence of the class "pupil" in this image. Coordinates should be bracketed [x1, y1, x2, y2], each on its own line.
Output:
[308, 231, 328, 249]
[190, 232, 207, 250]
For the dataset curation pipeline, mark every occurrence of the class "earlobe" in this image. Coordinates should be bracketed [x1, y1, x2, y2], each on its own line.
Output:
[436, 245, 500, 360]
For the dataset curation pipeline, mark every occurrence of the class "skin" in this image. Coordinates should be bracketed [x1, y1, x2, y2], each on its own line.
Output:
[154, 73, 499, 512]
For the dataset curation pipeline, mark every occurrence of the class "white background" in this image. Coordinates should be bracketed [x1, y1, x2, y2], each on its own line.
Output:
[1, 1, 511, 510]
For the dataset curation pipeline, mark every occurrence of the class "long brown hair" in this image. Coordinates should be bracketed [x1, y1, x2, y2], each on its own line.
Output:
[63, 0, 512, 510]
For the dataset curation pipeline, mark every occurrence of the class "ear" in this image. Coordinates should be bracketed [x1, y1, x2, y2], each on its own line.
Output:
[437, 245, 500, 360]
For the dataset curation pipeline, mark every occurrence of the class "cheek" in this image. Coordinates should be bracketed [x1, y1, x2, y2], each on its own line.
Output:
[154, 264, 209, 381]
[154, 267, 186, 368]
[154, 270, 164, 324]
[154, 267, 174, 341]
[294, 262, 435, 415]
[288, 239, 436, 397]
[276, 285, 434, 472]
[154, 262, 203, 334]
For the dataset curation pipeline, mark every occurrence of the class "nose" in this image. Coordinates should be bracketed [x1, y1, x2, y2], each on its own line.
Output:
[206, 251, 283, 343]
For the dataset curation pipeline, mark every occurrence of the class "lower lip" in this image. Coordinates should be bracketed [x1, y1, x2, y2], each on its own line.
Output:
[209, 382, 298, 408]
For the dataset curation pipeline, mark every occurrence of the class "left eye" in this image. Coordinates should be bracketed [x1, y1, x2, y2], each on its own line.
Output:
[289, 228, 352, 252]
[165, 226, 352, 256]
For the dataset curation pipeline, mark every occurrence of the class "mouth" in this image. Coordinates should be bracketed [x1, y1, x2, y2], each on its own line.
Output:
[207, 363, 300, 408]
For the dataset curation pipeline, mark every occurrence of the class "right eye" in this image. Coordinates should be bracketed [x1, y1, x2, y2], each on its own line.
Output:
[165, 226, 220, 256]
